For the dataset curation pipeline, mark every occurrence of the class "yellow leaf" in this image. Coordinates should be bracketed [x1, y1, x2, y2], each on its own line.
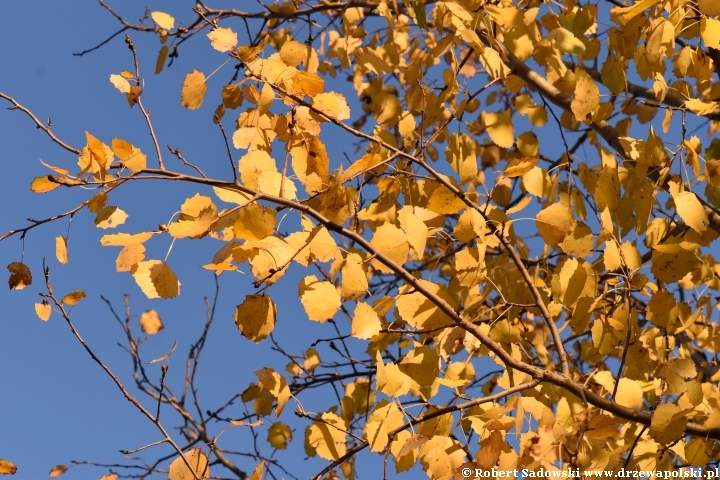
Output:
[706, 159, 720, 186]
[233, 204, 276, 241]
[256, 367, 291, 416]
[290, 136, 330, 194]
[291, 71, 325, 98]
[86, 131, 111, 167]
[699, 0, 720, 16]
[504, 156, 538, 177]
[207, 27, 238, 53]
[299, 275, 341, 322]
[585, 414, 621, 440]
[35, 300, 51, 321]
[454, 208, 486, 242]
[132, 260, 180, 299]
[234, 294, 276, 343]
[610, 0, 659, 23]
[702, 18, 720, 49]
[341, 253, 368, 300]
[548, 27, 586, 54]
[62, 290, 86, 305]
[239, 150, 277, 189]
[111, 138, 146, 172]
[280, 39, 307, 67]
[94, 206, 128, 229]
[213, 186, 253, 205]
[267, 422, 293, 450]
[684, 97, 719, 115]
[364, 400, 405, 452]
[615, 378, 643, 409]
[151, 11, 175, 30]
[484, 110, 514, 148]
[369, 223, 409, 273]
[672, 191, 709, 233]
[101, 232, 155, 247]
[257, 171, 297, 199]
[0, 459, 17, 475]
[427, 185, 465, 214]
[100, 475, 118, 480]
[651, 242, 701, 283]
[109, 74, 131, 93]
[571, 69, 600, 122]
[167, 448, 210, 480]
[685, 438, 713, 467]
[311, 92, 351, 121]
[168, 194, 218, 239]
[55, 235, 68, 264]
[351, 302, 381, 339]
[30, 175, 60, 193]
[376, 351, 412, 397]
[181, 70, 207, 110]
[305, 412, 348, 460]
[139, 309, 164, 335]
[221, 84, 243, 109]
[155, 45, 169, 74]
[658, 358, 696, 394]
[7, 262, 32, 290]
[398, 206, 428, 259]
[535, 201, 573, 246]
[247, 461, 264, 480]
[48, 465, 67, 478]
[650, 403, 688, 445]
[88, 192, 107, 213]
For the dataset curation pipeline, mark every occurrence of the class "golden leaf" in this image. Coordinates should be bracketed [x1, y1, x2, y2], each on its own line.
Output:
[299, 275, 341, 322]
[151, 11, 175, 30]
[167, 194, 218, 239]
[167, 448, 210, 480]
[535, 201, 573, 246]
[207, 27, 237, 52]
[94, 206, 128, 229]
[55, 235, 68, 265]
[0, 459, 17, 475]
[30, 175, 60, 193]
[504, 156, 538, 178]
[311, 92, 351, 121]
[109, 74, 131, 93]
[35, 300, 52, 321]
[672, 191, 709, 233]
[61, 290, 86, 306]
[351, 302, 381, 339]
[267, 422, 293, 449]
[484, 110, 514, 148]
[305, 412, 348, 460]
[132, 260, 180, 299]
[139, 309, 164, 335]
[369, 223, 409, 273]
[181, 70, 207, 110]
[234, 294, 276, 343]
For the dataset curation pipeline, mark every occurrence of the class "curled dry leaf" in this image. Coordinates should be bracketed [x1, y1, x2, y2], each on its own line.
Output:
[48, 464, 67, 477]
[0, 459, 17, 475]
[7, 262, 32, 290]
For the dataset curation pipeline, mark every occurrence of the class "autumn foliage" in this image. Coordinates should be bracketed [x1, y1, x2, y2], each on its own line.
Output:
[4, 0, 720, 478]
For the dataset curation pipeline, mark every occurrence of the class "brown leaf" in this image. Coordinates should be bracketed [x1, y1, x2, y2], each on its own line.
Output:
[7, 262, 32, 290]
